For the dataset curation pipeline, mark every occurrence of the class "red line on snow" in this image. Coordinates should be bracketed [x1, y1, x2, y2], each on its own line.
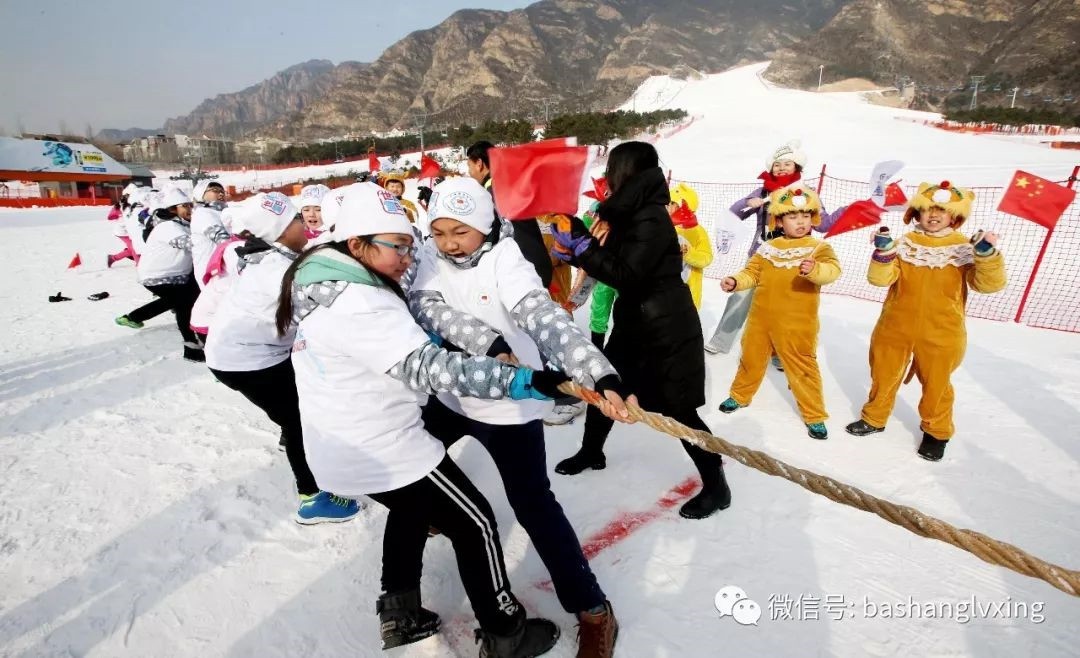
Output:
[533, 475, 701, 592]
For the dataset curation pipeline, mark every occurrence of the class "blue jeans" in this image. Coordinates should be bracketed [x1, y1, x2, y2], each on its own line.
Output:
[421, 397, 606, 614]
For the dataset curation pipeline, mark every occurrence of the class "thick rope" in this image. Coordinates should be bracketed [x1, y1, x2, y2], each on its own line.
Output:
[559, 382, 1080, 597]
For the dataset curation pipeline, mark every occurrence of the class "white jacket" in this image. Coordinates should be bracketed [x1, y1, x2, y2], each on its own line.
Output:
[190, 204, 229, 288]
[137, 218, 193, 285]
[205, 248, 295, 371]
[292, 283, 445, 495]
[123, 207, 146, 254]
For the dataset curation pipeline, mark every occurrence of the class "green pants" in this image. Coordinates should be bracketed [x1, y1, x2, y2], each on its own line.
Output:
[589, 282, 617, 334]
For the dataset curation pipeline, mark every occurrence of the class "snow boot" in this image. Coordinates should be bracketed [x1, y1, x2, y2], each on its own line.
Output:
[576, 601, 618, 658]
[376, 589, 441, 650]
[555, 449, 605, 475]
[544, 401, 587, 426]
[590, 331, 605, 350]
[296, 491, 362, 525]
[183, 342, 205, 363]
[771, 354, 784, 372]
[718, 397, 744, 414]
[277, 430, 287, 452]
[807, 422, 828, 440]
[475, 616, 560, 658]
[679, 466, 731, 519]
[115, 315, 143, 329]
[917, 433, 947, 462]
[845, 419, 884, 436]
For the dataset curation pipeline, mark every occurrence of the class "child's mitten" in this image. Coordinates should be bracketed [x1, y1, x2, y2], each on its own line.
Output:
[871, 227, 898, 263]
[970, 229, 996, 256]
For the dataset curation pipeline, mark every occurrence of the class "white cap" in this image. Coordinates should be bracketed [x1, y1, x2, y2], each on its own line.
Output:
[428, 176, 496, 235]
[768, 139, 808, 169]
[145, 190, 166, 215]
[159, 186, 192, 210]
[319, 184, 354, 231]
[331, 182, 413, 241]
[231, 192, 297, 242]
[299, 184, 331, 208]
[192, 179, 224, 203]
[122, 183, 138, 197]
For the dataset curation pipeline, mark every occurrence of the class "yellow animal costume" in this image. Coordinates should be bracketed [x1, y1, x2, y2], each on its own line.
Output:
[670, 183, 713, 308]
[382, 172, 418, 223]
[727, 186, 841, 423]
[859, 182, 1007, 440]
[536, 214, 575, 306]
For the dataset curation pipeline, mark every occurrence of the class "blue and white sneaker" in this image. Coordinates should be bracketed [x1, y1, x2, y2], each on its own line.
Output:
[807, 422, 828, 440]
[296, 491, 362, 525]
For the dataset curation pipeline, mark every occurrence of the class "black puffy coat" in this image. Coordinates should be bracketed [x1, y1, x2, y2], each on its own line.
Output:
[578, 167, 705, 410]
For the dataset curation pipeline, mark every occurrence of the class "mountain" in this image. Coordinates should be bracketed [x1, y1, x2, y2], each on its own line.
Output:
[159, 59, 357, 138]
[764, 0, 1080, 110]
[267, 0, 845, 138]
[94, 127, 160, 143]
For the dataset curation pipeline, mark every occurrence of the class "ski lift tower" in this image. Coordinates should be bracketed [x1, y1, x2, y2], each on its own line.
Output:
[969, 75, 986, 110]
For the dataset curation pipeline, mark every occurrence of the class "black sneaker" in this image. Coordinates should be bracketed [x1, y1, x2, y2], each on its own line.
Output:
[183, 345, 205, 363]
[555, 450, 605, 475]
[917, 433, 947, 462]
[476, 617, 560, 658]
[845, 419, 884, 436]
[377, 589, 441, 650]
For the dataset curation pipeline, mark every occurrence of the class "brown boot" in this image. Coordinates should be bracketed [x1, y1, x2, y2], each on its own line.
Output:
[576, 600, 617, 657]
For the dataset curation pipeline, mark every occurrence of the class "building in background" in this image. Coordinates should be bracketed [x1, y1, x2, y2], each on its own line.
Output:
[0, 136, 134, 205]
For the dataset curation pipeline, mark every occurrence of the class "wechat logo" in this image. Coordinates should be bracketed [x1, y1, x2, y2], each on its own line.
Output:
[715, 585, 762, 626]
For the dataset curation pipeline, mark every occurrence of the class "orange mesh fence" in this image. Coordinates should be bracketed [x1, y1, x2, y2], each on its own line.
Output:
[674, 167, 1080, 333]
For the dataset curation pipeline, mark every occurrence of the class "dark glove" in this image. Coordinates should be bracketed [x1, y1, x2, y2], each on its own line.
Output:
[970, 229, 996, 256]
[508, 367, 569, 401]
[529, 368, 571, 399]
[550, 215, 593, 263]
[417, 186, 433, 205]
[594, 374, 632, 400]
[485, 335, 513, 359]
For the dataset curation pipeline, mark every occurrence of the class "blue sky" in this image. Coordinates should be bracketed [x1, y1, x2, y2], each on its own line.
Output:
[0, 0, 533, 134]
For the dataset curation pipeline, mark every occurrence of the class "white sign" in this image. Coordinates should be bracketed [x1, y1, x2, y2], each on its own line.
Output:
[0, 137, 132, 177]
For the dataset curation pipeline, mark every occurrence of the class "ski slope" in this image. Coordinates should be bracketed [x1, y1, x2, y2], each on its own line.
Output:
[3, 62, 1080, 657]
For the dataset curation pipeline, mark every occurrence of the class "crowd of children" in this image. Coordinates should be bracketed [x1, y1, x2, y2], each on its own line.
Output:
[100, 135, 1007, 656]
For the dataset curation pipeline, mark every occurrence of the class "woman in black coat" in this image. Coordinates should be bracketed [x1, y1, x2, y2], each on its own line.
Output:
[550, 141, 731, 519]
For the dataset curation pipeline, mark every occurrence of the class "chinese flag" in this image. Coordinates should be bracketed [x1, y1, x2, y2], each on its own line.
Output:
[419, 154, 440, 179]
[583, 177, 608, 201]
[883, 182, 908, 208]
[67, 252, 82, 269]
[997, 170, 1075, 229]
[824, 199, 887, 238]
[488, 141, 592, 219]
[368, 152, 380, 172]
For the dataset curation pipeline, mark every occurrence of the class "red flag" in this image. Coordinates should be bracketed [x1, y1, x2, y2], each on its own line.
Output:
[67, 252, 82, 269]
[583, 177, 608, 201]
[670, 200, 698, 228]
[883, 182, 908, 208]
[824, 199, 887, 238]
[368, 152, 380, 172]
[419, 154, 440, 179]
[997, 170, 1075, 229]
[488, 141, 591, 219]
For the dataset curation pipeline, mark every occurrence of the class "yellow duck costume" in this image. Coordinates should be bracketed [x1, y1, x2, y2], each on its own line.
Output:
[669, 183, 713, 309]
[727, 185, 841, 424]
[858, 181, 1007, 441]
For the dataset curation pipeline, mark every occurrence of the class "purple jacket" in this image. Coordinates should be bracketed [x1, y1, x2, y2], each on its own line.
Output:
[730, 187, 843, 259]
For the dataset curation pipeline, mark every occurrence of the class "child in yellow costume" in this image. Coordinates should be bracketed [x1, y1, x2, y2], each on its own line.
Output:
[845, 181, 1006, 461]
[667, 183, 713, 309]
[381, 172, 419, 224]
[717, 184, 841, 440]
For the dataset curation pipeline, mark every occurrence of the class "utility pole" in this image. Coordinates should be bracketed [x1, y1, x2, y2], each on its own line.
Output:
[410, 112, 431, 155]
[969, 75, 986, 110]
[817, 65, 824, 92]
[1010, 87, 1020, 109]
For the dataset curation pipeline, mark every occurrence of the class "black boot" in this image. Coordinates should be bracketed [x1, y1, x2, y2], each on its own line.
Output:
[277, 430, 287, 452]
[376, 589, 441, 650]
[555, 448, 606, 475]
[679, 465, 731, 519]
[590, 331, 606, 350]
[917, 433, 947, 462]
[845, 419, 884, 436]
[475, 616, 560, 658]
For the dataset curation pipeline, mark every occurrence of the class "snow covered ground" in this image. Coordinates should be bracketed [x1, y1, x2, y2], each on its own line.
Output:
[3, 63, 1080, 657]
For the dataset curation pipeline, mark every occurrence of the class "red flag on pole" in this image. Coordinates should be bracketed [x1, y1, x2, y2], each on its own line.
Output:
[883, 181, 908, 208]
[368, 152, 380, 172]
[997, 170, 1075, 229]
[488, 140, 592, 219]
[67, 252, 82, 269]
[419, 154, 440, 179]
[823, 199, 887, 238]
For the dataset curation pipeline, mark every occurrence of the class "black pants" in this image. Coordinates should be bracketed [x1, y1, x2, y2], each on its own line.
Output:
[128, 278, 200, 345]
[422, 398, 605, 613]
[209, 359, 320, 496]
[368, 455, 524, 635]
